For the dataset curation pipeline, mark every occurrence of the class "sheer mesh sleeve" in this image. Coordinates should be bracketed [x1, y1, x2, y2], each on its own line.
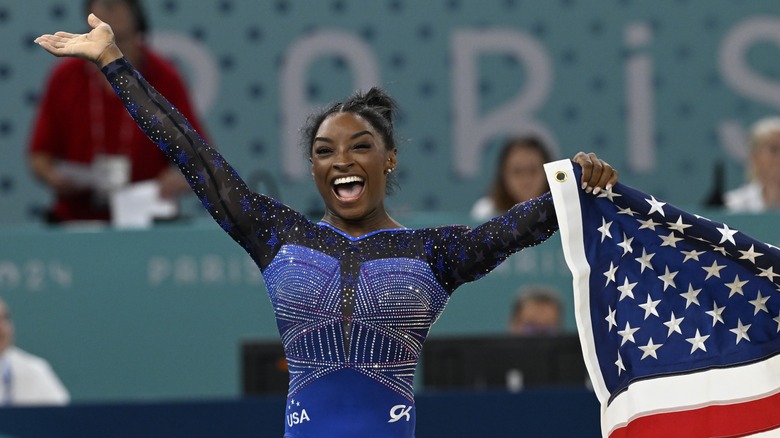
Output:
[424, 191, 559, 293]
[102, 57, 303, 269]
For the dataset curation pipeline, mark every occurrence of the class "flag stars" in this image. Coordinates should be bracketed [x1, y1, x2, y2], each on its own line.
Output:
[680, 284, 702, 308]
[605, 306, 617, 331]
[639, 338, 662, 360]
[637, 217, 661, 231]
[617, 206, 637, 216]
[681, 249, 705, 263]
[657, 266, 679, 291]
[659, 232, 683, 248]
[597, 185, 622, 201]
[617, 233, 634, 255]
[639, 294, 661, 319]
[758, 266, 779, 282]
[710, 244, 728, 256]
[604, 261, 618, 286]
[598, 218, 613, 242]
[749, 291, 770, 315]
[686, 329, 710, 353]
[663, 312, 684, 337]
[716, 224, 738, 245]
[617, 322, 640, 346]
[615, 352, 626, 375]
[634, 249, 655, 273]
[645, 196, 667, 216]
[617, 277, 638, 301]
[706, 301, 726, 326]
[738, 245, 763, 264]
[724, 275, 748, 298]
[702, 260, 726, 280]
[666, 216, 691, 233]
[729, 319, 751, 344]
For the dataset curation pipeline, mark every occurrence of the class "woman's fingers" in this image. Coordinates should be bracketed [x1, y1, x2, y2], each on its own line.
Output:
[87, 12, 104, 29]
[572, 151, 618, 194]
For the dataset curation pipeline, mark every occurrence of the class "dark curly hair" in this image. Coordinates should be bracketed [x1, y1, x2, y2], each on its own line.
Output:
[302, 87, 400, 194]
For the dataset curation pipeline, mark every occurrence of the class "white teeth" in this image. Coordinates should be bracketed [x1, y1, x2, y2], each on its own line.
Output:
[333, 176, 364, 185]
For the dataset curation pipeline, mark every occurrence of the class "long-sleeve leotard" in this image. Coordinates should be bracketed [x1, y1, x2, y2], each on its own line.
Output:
[103, 57, 559, 438]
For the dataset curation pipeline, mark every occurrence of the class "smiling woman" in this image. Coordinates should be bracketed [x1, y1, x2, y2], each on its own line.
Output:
[307, 96, 400, 236]
[35, 13, 617, 438]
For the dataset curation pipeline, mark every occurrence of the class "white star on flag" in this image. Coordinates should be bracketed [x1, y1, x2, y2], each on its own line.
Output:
[639, 294, 661, 319]
[639, 338, 662, 360]
[725, 275, 749, 298]
[738, 245, 762, 263]
[706, 301, 726, 326]
[645, 196, 667, 216]
[680, 284, 702, 308]
[749, 291, 770, 315]
[617, 277, 638, 301]
[717, 224, 738, 245]
[666, 216, 692, 233]
[686, 329, 710, 353]
[730, 319, 751, 344]
[634, 249, 655, 273]
[657, 266, 678, 291]
[617, 233, 634, 255]
[598, 217, 613, 242]
[617, 322, 639, 346]
[663, 312, 684, 336]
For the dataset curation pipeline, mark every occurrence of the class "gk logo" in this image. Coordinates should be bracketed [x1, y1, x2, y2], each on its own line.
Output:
[388, 404, 412, 423]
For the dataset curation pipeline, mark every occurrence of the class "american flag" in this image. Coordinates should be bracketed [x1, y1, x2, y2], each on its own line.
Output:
[544, 160, 780, 438]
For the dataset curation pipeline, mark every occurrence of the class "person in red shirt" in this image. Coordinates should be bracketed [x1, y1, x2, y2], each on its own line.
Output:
[28, 0, 208, 223]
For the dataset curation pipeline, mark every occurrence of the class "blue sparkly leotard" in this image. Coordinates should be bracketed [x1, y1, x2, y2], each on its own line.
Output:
[102, 58, 559, 438]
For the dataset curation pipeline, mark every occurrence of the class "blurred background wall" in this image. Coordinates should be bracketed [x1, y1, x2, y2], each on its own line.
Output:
[4, 0, 780, 222]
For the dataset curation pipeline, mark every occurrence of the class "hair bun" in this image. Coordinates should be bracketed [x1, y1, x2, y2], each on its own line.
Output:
[354, 87, 397, 127]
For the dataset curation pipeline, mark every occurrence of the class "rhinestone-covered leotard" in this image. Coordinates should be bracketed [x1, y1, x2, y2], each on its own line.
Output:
[102, 58, 559, 438]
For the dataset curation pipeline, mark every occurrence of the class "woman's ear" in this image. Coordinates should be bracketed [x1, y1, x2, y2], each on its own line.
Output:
[386, 148, 398, 172]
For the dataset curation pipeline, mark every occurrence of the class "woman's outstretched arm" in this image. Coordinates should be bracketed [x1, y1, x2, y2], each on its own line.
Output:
[36, 14, 302, 268]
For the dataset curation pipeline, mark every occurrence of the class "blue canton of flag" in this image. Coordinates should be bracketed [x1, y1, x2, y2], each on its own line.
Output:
[544, 159, 780, 438]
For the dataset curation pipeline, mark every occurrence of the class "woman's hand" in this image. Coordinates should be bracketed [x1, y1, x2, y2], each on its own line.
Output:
[572, 151, 618, 195]
[35, 14, 123, 68]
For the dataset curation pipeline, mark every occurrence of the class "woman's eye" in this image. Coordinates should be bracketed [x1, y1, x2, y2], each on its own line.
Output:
[354, 143, 370, 150]
[314, 147, 332, 155]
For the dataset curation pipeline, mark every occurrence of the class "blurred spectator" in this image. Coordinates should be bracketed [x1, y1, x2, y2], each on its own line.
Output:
[508, 286, 563, 336]
[471, 136, 553, 221]
[0, 298, 69, 406]
[27, 0, 208, 224]
[724, 117, 780, 212]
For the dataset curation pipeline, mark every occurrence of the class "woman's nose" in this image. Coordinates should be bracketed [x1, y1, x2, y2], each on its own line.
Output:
[334, 162, 352, 170]
[333, 150, 354, 171]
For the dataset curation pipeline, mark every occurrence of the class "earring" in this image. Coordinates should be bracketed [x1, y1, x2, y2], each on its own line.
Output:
[386, 168, 394, 175]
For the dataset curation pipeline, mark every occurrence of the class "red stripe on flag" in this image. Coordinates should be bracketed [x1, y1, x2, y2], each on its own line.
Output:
[609, 391, 780, 438]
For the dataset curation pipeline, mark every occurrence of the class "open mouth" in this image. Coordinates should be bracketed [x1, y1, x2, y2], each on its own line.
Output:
[333, 176, 365, 202]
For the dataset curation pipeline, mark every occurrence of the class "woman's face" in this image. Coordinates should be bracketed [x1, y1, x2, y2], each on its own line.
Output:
[753, 130, 780, 189]
[502, 146, 548, 203]
[311, 112, 396, 222]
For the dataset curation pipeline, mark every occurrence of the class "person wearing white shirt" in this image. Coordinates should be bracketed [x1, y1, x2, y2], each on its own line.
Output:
[0, 298, 69, 406]
[724, 117, 780, 212]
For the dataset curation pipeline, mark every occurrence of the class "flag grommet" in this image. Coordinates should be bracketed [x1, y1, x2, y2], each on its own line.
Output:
[554, 171, 568, 183]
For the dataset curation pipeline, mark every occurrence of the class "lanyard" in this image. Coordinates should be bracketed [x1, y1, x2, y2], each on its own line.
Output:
[87, 63, 134, 156]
